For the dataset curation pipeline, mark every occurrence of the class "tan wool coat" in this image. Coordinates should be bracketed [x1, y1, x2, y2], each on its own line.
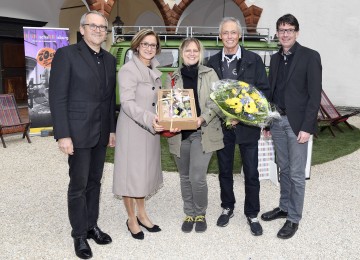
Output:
[113, 54, 163, 197]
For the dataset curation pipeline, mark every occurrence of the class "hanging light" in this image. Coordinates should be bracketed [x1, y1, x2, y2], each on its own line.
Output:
[112, 0, 124, 35]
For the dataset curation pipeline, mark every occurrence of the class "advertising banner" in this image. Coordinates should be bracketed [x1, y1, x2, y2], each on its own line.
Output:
[23, 27, 69, 132]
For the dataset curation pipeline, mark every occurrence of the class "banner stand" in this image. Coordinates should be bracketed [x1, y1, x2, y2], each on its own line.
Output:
[23, 27, 69, 134]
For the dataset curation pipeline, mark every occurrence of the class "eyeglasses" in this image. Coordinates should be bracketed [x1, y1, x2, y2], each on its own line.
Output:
[83, 23, 107, 32]
[140, 42, 158, 49]
[277, 29, 296, 35]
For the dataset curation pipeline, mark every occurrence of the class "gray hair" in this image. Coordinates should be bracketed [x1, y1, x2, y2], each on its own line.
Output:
[80, 11, 108, 28]
[219, 17, 242, 35]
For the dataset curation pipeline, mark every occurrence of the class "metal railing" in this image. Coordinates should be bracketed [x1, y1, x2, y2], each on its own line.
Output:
[112, 25, 273, 45]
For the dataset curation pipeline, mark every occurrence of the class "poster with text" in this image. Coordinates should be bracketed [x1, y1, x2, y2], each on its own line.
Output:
[23, 27, 69, 129]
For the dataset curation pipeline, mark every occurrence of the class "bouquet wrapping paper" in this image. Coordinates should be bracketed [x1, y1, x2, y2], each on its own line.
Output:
[209, 80, 279, 128]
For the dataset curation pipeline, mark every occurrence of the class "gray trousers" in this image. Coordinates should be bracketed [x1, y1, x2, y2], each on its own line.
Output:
[174, 131, 212, 217]
[270, 116, 308, 223]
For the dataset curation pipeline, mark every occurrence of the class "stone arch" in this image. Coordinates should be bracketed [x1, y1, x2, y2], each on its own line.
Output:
[83, 0, 262, 31]
[152, 0, 194, 32]
[233, 0, 262, 32]
[152, 0, 262, 32]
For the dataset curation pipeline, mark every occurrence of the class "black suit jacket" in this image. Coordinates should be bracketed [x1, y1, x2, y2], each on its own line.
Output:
[49, 40, 116, 148]
[268, 42, 322, 135]
[207, 46, 270, 144]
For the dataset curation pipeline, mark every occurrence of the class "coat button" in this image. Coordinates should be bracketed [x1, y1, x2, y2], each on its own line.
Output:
[152, 103, 155, 106]
[152, 87, 155, 90]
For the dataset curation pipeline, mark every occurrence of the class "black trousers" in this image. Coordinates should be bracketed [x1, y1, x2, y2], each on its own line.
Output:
[216, 127, 260, 217]
[67, 141, 107, 238]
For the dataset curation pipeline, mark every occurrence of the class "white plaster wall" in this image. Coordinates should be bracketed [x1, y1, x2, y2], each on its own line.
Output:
[0, 0, 61, 27]
[248, 0, 360, 106]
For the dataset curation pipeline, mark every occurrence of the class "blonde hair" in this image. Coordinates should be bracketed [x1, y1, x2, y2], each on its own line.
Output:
[131, 29, 161, 55]
[179, 38, 204, 66]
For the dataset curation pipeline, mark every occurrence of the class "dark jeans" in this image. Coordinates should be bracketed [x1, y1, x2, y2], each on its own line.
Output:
[68, 142, 107, 238]
[217, 127, 260, 217]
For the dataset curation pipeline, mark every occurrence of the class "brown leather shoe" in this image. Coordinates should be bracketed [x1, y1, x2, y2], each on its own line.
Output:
[261, 207, 288, 221]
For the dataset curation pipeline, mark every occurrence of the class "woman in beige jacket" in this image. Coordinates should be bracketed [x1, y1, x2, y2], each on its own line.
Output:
[166, 38, 224, 233]
[113, 29, 165, 240]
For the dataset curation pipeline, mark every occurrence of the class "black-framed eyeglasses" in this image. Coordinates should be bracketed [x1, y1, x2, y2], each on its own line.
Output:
[277, 29, 296, 35]
[140, 42, 158, 50]
[83, 23, 107, 32]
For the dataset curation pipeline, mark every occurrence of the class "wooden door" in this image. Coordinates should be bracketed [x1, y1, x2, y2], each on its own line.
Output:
[0, 39, 27, 102]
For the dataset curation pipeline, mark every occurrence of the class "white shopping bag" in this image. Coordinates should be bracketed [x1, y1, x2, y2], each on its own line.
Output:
[305, 135, 313, 179]
[241, 134, 312, 185]
[257, 134, 277, 180]
[241, 133, 278, 185]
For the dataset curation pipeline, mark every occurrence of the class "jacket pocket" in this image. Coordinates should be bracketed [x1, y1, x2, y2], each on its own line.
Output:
[206, 123, 223, 142]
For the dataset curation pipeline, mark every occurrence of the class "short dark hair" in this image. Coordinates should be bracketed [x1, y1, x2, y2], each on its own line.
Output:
[276, 14, 299, 31]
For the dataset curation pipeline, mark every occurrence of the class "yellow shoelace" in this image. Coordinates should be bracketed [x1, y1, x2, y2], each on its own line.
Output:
[184, 216, 194, 222]
[195, 215, 205, 222]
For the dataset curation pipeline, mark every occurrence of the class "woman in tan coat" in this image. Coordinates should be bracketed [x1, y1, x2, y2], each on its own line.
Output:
[113, 29, 165, 240]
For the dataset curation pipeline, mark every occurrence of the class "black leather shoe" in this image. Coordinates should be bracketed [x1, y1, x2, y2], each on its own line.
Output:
[126, 220, 144, 240]
[137, 217, 161, 232]
[261, 207, 288, 221]
[277, 220, 299, 239]
[74, 237, 92, 259]
[87, 226, 112, 245]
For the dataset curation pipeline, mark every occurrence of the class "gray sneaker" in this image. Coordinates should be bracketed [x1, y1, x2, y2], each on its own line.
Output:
[194, 215, 207, 233]
[181, 216, 194, 233]
[216, 208, 234, 227]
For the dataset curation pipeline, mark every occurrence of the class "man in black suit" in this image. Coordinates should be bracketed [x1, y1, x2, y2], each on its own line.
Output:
[207, 17, 269, 236]
[49, 11, 116, 259]
[261, 14, 322, 239]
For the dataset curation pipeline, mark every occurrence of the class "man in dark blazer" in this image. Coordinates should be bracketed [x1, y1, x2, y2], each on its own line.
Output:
[207, 17, 270, 236]
[261, 14, 322, 239]
[49, 11, 116, 259]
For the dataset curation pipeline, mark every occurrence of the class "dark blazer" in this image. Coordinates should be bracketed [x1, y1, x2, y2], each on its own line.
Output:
[207, 46, 270, 143]
[268, 42, 322, 135]
[49, 40, 116, 148]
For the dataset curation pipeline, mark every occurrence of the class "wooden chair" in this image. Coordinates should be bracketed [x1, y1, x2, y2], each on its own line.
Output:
[0, 94, 31, 148]
[318, 90, 360, 136]
[317, 106, 335, 137]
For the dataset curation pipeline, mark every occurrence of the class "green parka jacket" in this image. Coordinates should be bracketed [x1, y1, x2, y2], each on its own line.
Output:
[165, 65, 224, 157]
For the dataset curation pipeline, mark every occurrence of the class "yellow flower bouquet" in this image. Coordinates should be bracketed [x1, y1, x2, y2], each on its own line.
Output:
[209, 80, 278, 128]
